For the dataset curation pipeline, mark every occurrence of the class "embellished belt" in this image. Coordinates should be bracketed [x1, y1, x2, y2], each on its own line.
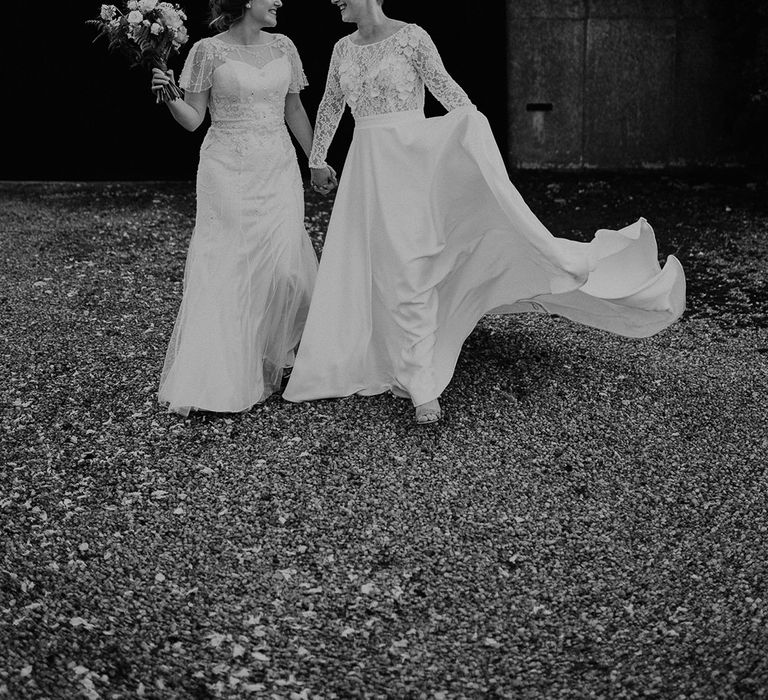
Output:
[210, 114, 283, 131]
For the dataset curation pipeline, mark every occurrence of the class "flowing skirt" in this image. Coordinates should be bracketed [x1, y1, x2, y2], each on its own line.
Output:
[283, 106, 685, 407]
[159, 124, 318, 415]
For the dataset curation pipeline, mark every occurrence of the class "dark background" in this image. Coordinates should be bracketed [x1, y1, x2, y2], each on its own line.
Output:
[3, 1, 508, 181]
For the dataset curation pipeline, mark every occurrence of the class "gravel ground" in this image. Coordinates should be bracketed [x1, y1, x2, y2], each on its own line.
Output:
[1, 173, 767, 699]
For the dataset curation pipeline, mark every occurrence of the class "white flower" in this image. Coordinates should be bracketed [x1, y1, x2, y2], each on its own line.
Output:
[127, 0, 139, 9]
[99, 4, 117, 20]
[138, 0, 158, 11]
[150, 22, 163, 35]
[158, 5, 183, 29]
[175, 25, 188, 44]
[156, 2, 175, 16]
[127, 10, 143, 24]
[142, 19, 150, 25]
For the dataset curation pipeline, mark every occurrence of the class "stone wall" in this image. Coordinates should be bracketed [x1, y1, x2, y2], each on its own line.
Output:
[507, 0, 736, 168]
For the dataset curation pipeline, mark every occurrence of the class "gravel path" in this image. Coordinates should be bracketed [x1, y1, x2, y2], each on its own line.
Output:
[1, 174, 767, 699]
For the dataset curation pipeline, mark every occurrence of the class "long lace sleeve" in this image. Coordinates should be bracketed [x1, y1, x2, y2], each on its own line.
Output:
[179, 39, 213, 93]
[412, 26, 472, 111]
[308, 42, 346, 169]
[275, 35, 308, 93]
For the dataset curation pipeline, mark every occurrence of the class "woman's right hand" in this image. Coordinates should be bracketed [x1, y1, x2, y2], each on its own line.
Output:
[151, 68, 175, 95]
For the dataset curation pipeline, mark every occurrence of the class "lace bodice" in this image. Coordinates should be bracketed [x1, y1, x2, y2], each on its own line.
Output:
[308, 24, 473, 168]
[179, 34, 307, 127]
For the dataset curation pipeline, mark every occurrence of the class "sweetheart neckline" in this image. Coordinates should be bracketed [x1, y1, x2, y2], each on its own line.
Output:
[212, 54, 289, 76]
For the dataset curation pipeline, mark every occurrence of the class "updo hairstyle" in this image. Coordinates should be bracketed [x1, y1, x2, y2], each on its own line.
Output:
[209, 0, 249, 32]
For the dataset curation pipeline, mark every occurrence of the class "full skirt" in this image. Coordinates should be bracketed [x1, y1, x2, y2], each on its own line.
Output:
[283, 107, 685, 406]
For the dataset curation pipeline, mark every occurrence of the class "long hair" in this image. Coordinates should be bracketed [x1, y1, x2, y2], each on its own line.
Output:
[209, 0, 249, 32]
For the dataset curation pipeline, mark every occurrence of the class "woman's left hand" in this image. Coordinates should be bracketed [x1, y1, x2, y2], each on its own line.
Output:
[311, 166, 337, 195]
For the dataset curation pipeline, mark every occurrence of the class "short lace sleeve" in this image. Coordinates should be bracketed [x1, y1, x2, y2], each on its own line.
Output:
[274, 35, 308, 93]
[410, 25, 472, 111]
[179, 39, 214, 93]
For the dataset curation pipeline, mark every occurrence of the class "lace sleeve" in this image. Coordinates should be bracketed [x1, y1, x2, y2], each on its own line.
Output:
[308, 42, 346, 169]
[179, 39, 213, 93]
[411, 26, 472, 111]
[275, 35, 308, 93]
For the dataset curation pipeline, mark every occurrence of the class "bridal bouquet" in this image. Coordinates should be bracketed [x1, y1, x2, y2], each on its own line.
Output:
[87, 1, 189, 103]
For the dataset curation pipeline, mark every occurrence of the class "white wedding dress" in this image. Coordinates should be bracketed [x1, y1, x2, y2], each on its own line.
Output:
[158, 35, 318, 416]
[283, 23, 686, 407]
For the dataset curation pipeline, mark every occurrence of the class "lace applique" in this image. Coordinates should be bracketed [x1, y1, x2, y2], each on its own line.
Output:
[408, 27, 472, 111]
[202, 120, 290, 159]
[308, 24, 472, 168]
[177, 33, 306, 166]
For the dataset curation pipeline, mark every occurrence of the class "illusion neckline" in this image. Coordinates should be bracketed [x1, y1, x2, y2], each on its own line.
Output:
[346, 23, 411, 48]
[212, 33, 279, 48]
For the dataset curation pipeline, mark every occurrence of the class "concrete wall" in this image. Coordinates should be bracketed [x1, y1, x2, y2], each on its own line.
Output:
[507, 0, 735, 168]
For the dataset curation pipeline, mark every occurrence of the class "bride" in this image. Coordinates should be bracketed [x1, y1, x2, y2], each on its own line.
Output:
[283, 0, 686, 424]
[152, 0, 334, 416]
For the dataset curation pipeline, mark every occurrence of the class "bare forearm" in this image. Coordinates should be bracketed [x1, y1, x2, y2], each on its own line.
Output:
[166, 96, 206, 132]
[152, 69, 207, 131]
[284, 99, 313, 160]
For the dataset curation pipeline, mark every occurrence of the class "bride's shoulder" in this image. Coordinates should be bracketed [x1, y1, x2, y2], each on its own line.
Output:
[188, 35, 219, 54]
[391, 22, 430, 47]
[402, 23, 429, 39]
[271, 33, 298, 48]
[332, 33, 353, 52]
[183, 35, 214, 58]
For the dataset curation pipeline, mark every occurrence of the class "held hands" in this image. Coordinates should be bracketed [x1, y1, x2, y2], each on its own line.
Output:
[311, 166, 338, 196]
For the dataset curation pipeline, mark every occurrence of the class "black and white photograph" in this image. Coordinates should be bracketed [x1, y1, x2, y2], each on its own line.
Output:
[2, 0, 767, 697]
